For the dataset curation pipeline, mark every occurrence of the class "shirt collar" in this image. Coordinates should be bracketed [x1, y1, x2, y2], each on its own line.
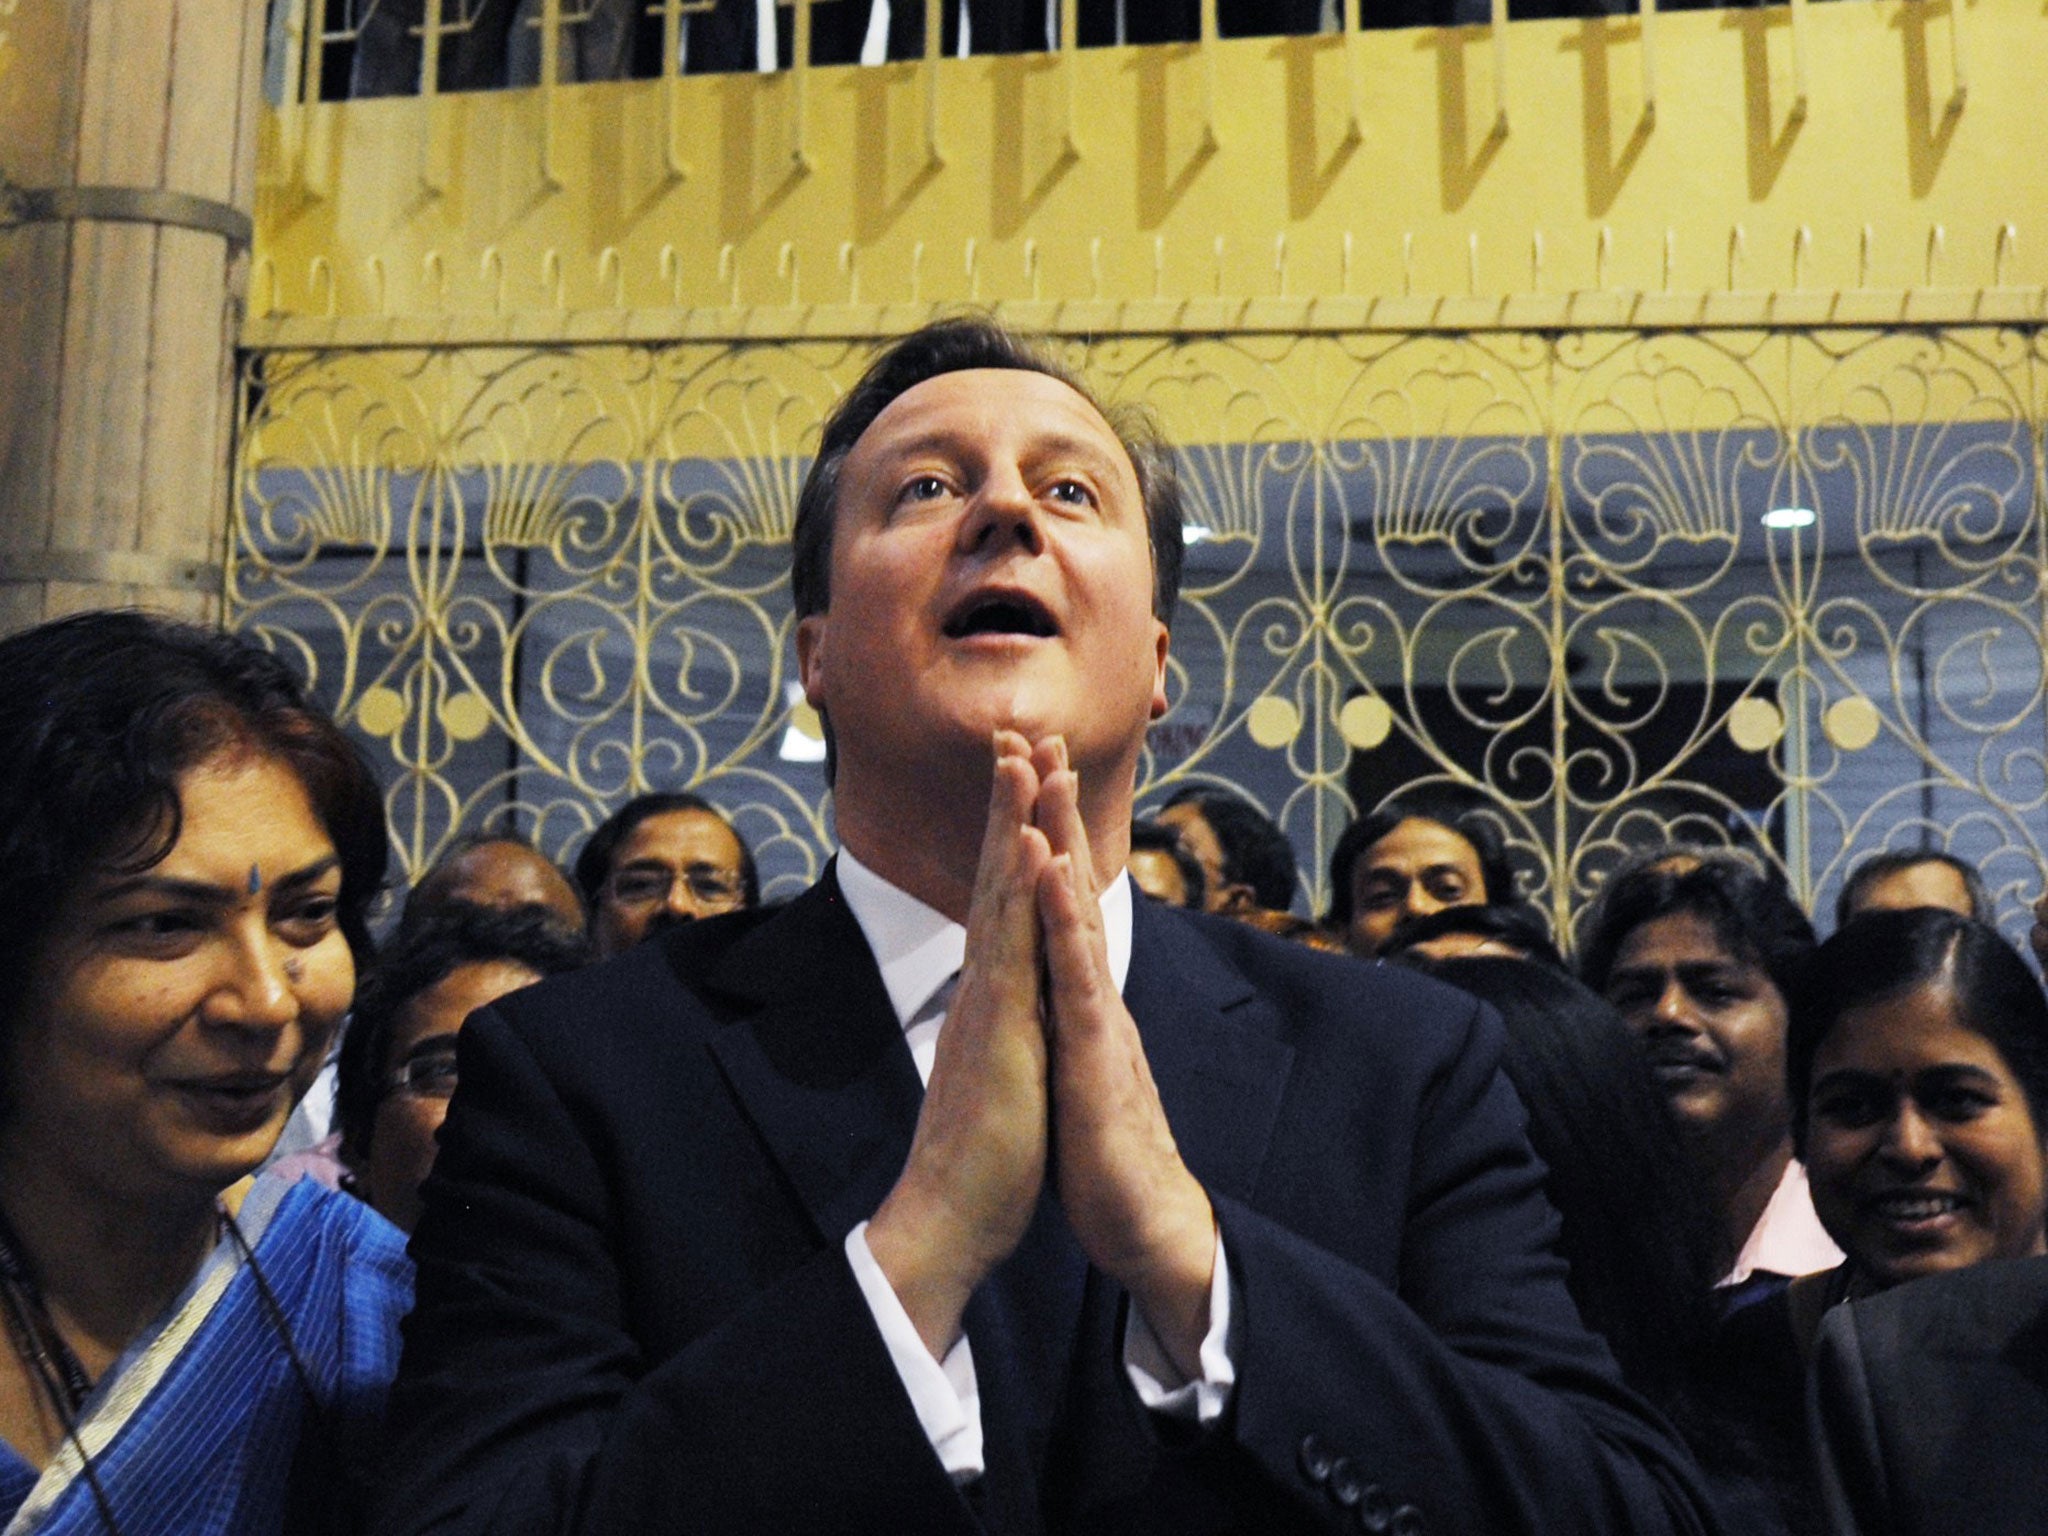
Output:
[836, 846, 1134, 1030]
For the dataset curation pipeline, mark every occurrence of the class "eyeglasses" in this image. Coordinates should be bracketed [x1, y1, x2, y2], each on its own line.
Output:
[606, 865, 744, 910]
[382, 1048, 459, 1101]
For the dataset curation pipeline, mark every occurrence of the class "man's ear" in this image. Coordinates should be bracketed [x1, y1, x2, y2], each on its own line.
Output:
[1149, 620, 1170, 721]
[796, 613, 827, 708]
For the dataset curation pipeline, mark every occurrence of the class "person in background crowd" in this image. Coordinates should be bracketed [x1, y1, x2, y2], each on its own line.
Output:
[1712, 908, 2048, 1529]
[371, 316, 1717, 1536]
[0, 610, 408, 1535]
[1810, 1253, 2048, 1536]
[402, 833, 586, 936]
[573, 791, 758, 959]
[1834, 848, 1991, 930]
[1389, 955, 1787, 1532]
[1323, 796, 1516, 958]
[1154, 785, 1298, 916]
[1126, 817, 1204, 908]
[335, 903, 590, 1234]
[273, 831, 587, 1194]
[1377, 902, 1566, 971]
[1579, 849, 1840, 1296]
[1233, 906, 1350, 953]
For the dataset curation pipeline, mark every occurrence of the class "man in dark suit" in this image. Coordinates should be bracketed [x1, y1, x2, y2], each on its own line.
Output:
[1810, 1255, 2048, 1536]
[369, 318, 1717, 1535]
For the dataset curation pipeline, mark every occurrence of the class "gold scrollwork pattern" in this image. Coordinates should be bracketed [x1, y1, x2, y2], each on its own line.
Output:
[230, 326, 2048, 945]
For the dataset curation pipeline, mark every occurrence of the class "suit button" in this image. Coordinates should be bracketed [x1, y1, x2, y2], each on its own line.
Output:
[1327, 1457, 1365, 1507]
[1390, 1506, 1425, 1535]
[1298, 1434, 1334, 1486]
[1357, 1484, 1393, 1531]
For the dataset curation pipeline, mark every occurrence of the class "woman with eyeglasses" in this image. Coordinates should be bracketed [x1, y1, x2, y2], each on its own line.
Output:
[0, 610, 406, 1535]
[335, 904, 589, 1234]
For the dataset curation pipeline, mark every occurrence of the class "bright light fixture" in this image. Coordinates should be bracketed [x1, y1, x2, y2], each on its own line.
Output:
[777, 681, 827, 763]
[1182, 524, 1214, 545]
[1762, 507, 1816, 529]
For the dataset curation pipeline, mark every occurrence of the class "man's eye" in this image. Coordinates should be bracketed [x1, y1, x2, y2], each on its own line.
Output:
[1357, 885, 1403, 910]
[1425, 876, 1468, 902]
[900, 475, 949, 503]
[1046, 478, 1093, 506]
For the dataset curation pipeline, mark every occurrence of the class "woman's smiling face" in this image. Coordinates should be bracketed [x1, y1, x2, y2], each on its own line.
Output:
[2, 750, 356, 1208]
[1805, 979, 2048, 1290]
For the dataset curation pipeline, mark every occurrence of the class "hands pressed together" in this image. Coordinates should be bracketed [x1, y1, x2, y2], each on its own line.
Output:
[864, 731, 1218, 1378]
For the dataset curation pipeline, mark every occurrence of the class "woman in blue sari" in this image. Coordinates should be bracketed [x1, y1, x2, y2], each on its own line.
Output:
[0, 611, 410, 1535]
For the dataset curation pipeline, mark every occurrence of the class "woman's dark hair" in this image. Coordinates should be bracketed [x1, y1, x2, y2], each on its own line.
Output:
[1391, 955, 1721, 1407]
[334, 900, 590, 1170]
[1786, 909, 2048, 1157]
[1576, 847, 1816, 1003]
[1379, 902, 1567, 972]
[1324, 795, 1517, 929]
[572, 791, 760, 910]
[0, 611, 389, 1027]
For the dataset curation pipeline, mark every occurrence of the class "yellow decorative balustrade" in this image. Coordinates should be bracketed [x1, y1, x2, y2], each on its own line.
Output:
[233, 0, 2048, 939]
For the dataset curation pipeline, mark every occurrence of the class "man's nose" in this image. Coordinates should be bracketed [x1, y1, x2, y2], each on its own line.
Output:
[959, 466, 1045, 558]
[1652, 978, 1695, 1027]
[1403, 886, 1444, 920]
[665, 877, 707, 921]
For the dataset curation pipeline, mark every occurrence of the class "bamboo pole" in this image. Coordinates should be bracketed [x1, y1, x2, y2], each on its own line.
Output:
[0, 0, 266, 635]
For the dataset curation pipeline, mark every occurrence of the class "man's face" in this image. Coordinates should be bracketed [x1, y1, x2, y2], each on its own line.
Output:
[797, 369, 1168, 796]
[1603, 911, 1791, 1152]
[437, 843, 585, 930]
[1154, 805, 1239, 914]
[1846, 861, 1976, 922]
[1344, 819, 1487, 957]
[589, 808, 749, 958]
[1128, 846, 1193, 908]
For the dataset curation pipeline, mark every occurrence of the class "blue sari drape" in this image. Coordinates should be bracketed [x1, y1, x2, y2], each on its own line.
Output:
[0, 1175, 411, 1536]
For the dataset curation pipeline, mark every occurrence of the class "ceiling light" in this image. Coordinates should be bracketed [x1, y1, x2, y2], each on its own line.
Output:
[1761, 507, 1816, 529]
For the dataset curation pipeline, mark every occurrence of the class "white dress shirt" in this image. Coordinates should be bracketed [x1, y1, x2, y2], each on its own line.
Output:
[834, 848, 1238, 1482]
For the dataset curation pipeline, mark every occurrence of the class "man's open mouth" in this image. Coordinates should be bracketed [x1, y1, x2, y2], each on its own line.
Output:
[942, 593, 1058, 639]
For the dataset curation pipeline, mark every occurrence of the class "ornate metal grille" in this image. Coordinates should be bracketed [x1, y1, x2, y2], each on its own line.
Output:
[230, 325, 2048, 945]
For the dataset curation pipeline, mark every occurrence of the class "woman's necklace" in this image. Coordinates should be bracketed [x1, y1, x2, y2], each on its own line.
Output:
[0, 1203, 95, 1420]
[0, 1196, 329, 1536]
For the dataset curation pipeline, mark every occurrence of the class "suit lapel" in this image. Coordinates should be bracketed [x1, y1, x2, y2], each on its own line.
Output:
[1123, 899, 1296, 1208]
[703, 868, 927, 1246]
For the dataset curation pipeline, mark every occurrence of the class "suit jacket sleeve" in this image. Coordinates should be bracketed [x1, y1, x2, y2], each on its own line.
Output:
[366, 1000, 979, 1536]
[1204, 984, 1718, 1536]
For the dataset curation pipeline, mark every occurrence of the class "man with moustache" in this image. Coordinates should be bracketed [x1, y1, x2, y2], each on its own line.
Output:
[371, 319, 1716, 1535]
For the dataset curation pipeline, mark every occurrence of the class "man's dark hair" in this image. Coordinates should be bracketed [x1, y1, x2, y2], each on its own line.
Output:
[1835, 848, 1993, 929]
[1324, 795, 1517, 929]
[789, 316, 1185, 628]
[572, 791, 759, 910]
[0, 610, 389, 1038]
[1379, 903, 1567, 972]
[1161, 787, 1299, 912]
[1130, 816, 1206, 909]
[405, 832, 585, 929]
[1576, 850, 1816, 1002]
[335, 901, 591, 1171]
[1786, 908, 2048, 1158]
